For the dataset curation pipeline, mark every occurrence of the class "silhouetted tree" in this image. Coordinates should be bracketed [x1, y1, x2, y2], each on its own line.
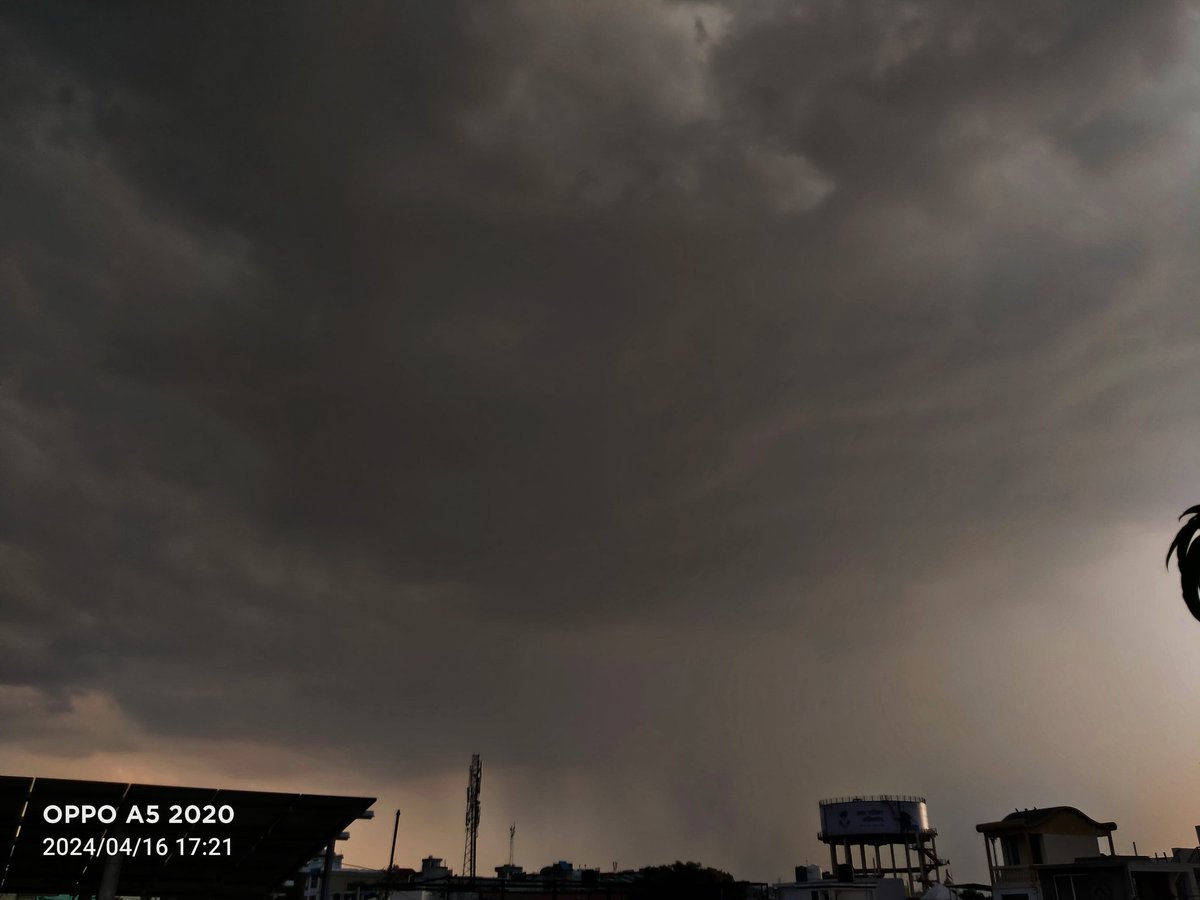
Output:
[1166, 506, 1200, 622]
[634, 861, 743, 900]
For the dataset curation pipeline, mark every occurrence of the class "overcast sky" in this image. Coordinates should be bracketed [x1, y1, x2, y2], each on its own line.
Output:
[3, 0, 1200, 883]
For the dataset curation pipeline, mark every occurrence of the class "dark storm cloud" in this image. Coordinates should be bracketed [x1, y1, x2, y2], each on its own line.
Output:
[3, 0, 1200, 879]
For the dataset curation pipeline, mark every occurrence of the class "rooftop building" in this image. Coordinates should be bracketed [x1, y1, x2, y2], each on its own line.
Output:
[975, 807, 1199, 900]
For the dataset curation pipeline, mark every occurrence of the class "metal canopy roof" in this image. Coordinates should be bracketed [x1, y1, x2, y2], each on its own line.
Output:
[0, 775, 375, 898]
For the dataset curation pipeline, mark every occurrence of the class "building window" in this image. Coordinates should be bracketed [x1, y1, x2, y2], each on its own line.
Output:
[1031, 837, 1044, 865]
[1001, 837, 1022, 866]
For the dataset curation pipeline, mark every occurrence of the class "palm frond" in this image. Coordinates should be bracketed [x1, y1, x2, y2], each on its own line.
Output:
[1167, 507, 1200, 623]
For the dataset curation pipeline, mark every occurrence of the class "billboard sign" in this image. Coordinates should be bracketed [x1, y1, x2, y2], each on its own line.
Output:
[820, 799, 928, 837]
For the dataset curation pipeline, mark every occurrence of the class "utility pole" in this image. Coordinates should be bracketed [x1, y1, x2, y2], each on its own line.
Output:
[383, 809, 400, 899]
[463, 754, 482, 880]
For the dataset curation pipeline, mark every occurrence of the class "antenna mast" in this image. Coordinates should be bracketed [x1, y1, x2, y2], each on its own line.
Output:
[463, 754, 482, 879]
[509, 823, 516, 867]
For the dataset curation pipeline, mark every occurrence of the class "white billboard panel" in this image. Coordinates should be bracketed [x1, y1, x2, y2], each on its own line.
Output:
[820, 799, 929, 837]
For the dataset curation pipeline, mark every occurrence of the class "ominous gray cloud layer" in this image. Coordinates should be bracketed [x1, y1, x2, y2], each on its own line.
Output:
[3, 0, 1200, 880]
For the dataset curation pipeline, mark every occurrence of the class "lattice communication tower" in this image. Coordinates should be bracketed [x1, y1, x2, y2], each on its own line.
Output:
[463, 754, 482, 879]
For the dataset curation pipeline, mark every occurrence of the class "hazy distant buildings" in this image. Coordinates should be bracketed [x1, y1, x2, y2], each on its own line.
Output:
[775, 872, 907, 900]
[293, 855, 766, 900]
[294, 850, 393, 900]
